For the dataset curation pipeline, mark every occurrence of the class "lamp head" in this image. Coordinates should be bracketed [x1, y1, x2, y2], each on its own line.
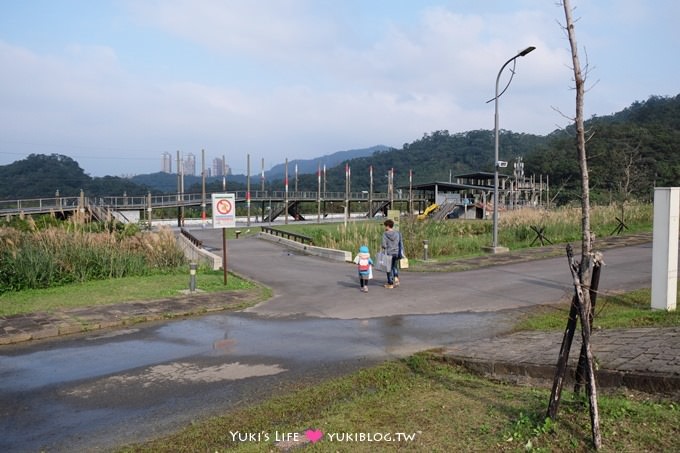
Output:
[519, 46, 536, 57]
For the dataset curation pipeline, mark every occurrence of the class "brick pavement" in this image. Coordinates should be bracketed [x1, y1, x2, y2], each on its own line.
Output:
[442, 327, 680, 395]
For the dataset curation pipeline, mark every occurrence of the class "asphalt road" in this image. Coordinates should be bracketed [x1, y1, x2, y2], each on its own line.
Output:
[0, 234, 654, 452]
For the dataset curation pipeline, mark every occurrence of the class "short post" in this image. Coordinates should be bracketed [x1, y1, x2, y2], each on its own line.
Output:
[423, 240, 429, 261]
[189, 262, 197, 293]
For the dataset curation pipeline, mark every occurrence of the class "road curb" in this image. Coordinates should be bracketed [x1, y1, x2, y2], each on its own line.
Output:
[440, 355, 680, 395]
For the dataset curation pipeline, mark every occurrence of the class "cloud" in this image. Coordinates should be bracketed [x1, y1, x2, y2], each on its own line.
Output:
[1, 1, 676, 176]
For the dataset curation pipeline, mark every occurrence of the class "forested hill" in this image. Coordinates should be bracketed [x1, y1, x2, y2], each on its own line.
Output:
[0, 154, 152, 199]
[306, 129, 545, 193]
[523, 94, 680, 204]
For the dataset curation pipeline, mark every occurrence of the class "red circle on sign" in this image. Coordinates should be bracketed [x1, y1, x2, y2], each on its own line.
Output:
[216, 199, 232, 214]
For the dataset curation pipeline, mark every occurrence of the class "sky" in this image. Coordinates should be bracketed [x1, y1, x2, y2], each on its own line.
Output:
[0, 0, 678, 177]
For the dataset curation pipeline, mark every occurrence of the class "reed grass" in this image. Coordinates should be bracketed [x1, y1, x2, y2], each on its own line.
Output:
[0, 224, 186, 293]
[291, 203, 652, 260]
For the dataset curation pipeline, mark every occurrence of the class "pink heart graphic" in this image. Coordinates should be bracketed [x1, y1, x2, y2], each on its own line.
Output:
[305, 429, 323, 443]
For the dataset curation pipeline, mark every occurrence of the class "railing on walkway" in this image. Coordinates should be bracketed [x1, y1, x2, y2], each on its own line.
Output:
[260, 226, 314, 245]
[0, 191, 407, 218]
[180, 228, 203, 248]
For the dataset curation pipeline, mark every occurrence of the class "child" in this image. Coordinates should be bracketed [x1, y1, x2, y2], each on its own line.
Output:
[353, 245, 373, 293]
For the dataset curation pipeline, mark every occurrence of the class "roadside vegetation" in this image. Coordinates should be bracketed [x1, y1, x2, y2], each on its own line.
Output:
[279, 202, 652, 260]
[514, 288, 680, 332]
[0, 215, 190, 294]
[0, 214, 263, 316]
[0, 268, 260, 317]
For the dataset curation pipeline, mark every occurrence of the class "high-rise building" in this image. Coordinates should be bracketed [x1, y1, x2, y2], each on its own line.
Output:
[161, 152, 173, 173]
[184, 153, 196, 176]
[212, 157, 224, 177]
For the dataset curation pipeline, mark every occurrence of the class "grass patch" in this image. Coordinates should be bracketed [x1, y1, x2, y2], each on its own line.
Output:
[121, 353, 680, 452]
[0, 269, 259, 316]
[514, 288, 680, 332]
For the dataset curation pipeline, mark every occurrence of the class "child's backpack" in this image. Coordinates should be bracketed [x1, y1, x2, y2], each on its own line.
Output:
[358, 256, 370, 272]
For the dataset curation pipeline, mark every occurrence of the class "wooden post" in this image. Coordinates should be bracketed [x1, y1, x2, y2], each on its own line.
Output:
[574, 257, 603, 394]
[547, 273, 579, 418]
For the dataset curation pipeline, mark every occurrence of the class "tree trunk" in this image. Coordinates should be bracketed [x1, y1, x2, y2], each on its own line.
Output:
[562, 0, 602, 448]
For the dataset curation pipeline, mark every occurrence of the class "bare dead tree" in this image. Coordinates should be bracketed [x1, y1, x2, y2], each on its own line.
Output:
[547, 0, 602, 449]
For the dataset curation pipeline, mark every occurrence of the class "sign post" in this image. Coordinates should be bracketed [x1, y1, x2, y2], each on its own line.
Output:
[212, 193, 236, 285]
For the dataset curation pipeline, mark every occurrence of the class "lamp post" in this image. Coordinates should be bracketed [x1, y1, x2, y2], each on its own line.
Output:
[488, 46, 535, 253]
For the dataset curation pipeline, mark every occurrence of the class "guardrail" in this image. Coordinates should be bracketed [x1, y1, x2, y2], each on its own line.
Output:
[260, 226, 314, 245]
[180, 227, 203, 248]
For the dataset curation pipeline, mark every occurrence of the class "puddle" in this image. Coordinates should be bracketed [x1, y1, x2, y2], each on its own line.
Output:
[0, 311, 517, 392]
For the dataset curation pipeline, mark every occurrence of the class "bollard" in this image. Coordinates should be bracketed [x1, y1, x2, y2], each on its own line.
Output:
[189, 262, 197, 293]
[423, 240, 429, 261]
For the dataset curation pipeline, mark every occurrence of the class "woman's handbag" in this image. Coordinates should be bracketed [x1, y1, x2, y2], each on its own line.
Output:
[399, 257, 409, 269]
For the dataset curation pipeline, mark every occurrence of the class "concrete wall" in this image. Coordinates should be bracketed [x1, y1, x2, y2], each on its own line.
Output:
[176, 234, 222, 270]
[257, 232, 352, 262]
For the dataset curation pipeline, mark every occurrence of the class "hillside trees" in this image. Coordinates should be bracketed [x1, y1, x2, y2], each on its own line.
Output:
[0, 154, 151, 200]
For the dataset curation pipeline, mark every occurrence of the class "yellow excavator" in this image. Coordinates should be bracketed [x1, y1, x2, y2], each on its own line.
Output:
[417, 203, 439, 220]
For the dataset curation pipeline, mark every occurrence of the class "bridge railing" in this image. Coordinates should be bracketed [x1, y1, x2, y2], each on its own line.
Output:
[1, 191, 407, 217]
[97, 191, 388, 207]
[0, 196, 81, 214]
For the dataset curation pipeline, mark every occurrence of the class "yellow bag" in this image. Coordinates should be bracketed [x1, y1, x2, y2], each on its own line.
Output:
[399, 257, 409, 269]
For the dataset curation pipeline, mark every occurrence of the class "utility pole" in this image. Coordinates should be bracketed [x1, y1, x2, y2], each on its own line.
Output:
[176, 150, 182, 227]
[246, 153, 251, 226]
[261, 157, 265, 192]
[317, 163, 321, 224]
[369, 165, 374, 218]
[201, 149, 206, 226]
[284, 158, 289, 225]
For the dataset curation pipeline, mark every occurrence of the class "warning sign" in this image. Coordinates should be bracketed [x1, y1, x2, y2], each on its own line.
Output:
[212, 193, 236, 228]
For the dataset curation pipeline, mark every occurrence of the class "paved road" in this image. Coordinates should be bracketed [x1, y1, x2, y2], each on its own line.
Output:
[197, 232, 653, 319]
[0, 233, 657, 452]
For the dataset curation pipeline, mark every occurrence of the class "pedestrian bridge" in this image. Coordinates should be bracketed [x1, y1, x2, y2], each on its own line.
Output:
[0, 190, 424, 223]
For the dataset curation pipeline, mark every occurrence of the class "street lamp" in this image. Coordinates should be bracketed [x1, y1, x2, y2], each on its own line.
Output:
[487, 46, 535, 253]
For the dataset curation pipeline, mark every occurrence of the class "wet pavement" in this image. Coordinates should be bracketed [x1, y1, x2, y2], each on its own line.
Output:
[1, 231, 679, 451]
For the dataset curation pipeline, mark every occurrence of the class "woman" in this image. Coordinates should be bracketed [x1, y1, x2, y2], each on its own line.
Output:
[381, 219, 403, 289]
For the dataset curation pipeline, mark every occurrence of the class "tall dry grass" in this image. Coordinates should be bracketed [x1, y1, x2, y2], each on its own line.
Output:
[0, 225, 185, 293]
[500, 202, 652, 245]
[302, 202, 652, 260]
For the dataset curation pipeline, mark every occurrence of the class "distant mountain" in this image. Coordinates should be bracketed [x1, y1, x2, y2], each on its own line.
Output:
[265, 145, 388, 179]
[129, 145, 388, 192]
